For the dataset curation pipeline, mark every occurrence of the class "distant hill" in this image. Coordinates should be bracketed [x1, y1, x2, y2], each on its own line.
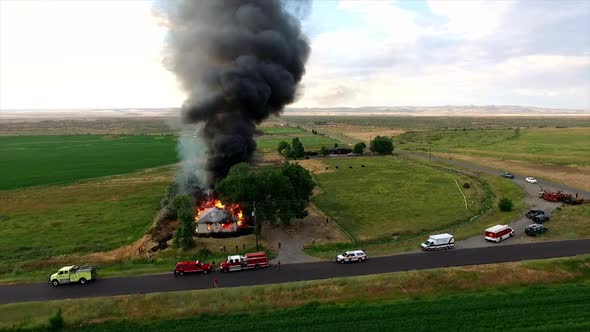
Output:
[284, 106, 590, 117]
[1, 105, 589, 121]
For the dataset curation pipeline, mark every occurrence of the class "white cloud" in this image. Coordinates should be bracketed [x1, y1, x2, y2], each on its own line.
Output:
[0, 0, 184, 109]
[294, 0, 590, 109]
[1, 0, 588, 110]
[427, 0, 513, 40]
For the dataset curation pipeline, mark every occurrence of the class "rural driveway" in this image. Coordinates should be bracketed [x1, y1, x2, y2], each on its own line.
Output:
[264, 225, 321, 264]
[1, 239, 589, 305]
[398, 150, 589, 249]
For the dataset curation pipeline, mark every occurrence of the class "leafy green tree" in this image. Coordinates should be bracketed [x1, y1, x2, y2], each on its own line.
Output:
[281, 145, 292, 158]
[172, 194, 195, 250]
[498, 198, 513, 212]
[281, 162, 315, 219]
[334, 143, 339, 148]
[277, 141, 290, 154]
[319, 146, 329, 156]
[291, 137, 305, 159]
[370, 136, 394, 155]
[216, 163, 315, 226]
[353, 142, 366, 154]
[48, 308, 64, 330]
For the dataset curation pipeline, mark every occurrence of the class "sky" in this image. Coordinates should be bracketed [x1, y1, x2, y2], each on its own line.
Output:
[0, 0, 589, 110]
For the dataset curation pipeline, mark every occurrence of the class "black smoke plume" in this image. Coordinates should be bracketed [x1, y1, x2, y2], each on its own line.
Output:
[160, 0, 310, 188]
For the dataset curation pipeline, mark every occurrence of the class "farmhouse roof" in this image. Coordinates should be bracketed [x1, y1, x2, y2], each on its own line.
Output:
[196, 207, 234, 224]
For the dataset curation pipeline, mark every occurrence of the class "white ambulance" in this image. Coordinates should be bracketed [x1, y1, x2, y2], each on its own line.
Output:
[484, 225, 514, 243]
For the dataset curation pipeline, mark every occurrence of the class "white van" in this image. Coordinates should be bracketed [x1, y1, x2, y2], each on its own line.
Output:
[421, 233, 455, 251]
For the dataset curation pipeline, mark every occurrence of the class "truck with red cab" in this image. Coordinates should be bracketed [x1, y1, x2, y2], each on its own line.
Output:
[484, 225, 515, 243]
[220, 252, 269, 272]
[174, 260, 212, 276]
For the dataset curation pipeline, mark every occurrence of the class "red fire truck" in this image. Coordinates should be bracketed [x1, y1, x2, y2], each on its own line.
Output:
[220, 252, 269, 272]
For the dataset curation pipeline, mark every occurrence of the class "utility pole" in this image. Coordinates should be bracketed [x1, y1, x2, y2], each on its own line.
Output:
[253, 201, 258, 251]
[428, 129, 432, 162]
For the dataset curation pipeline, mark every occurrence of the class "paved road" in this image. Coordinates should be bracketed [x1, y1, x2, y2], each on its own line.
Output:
[1, 239, 589, 305]
[398, 150, 589, 249]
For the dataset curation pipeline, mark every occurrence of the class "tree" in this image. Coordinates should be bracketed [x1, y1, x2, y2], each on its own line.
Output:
[370, 136, 394, 155]
[277, 141, 290, 154]
[281, 162, 315, 219]
[291, 137, 305, 159]
[48, 308, 64, 330]
[281, 145, 292, 158]
[172, 194, 195, 250]
[216, 163, 315, 226]
[319, 146, 329, 156]
[353, 142, 366, 154]
[498, 198, 513, 212]
[334, 143, 339, 148]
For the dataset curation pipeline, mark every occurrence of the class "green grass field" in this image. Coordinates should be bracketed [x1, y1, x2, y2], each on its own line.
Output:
[256, 126, 342, 152]
[0, 135, 178, 190]
[540, 203, 590, 240]
[50, 284, 590, 332]
[286, 115, 590, 131]
[312, 156, 486, 241]
[0, 167, 172, 278]
[398, 127, 590, 166]
[306, 157, 524, 258]
[1, 255, 588, 331]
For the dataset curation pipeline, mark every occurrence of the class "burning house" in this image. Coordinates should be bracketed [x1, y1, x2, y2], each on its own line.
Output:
[194, 199, 249, 237]
[146, 0, 309, 250]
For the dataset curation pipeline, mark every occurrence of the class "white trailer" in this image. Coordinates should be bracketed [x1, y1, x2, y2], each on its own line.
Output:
[421, 233, 455, 251]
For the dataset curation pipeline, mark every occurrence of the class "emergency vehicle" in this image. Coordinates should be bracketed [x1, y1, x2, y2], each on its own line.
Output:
[484, 225, 514, 242]
[173, 260, 212, 276]
[49, 265, 96, 287]
[220, 252, 269, 272]
[421, 233, 455, 250]
[336, 250, 367, 263]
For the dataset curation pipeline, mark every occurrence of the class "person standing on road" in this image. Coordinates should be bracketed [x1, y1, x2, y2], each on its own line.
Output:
[277, 261, 281, 271]
[213, 277, 219, 288]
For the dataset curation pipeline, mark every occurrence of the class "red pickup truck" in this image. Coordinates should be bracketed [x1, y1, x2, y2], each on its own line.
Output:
[173, 260, 212, 276]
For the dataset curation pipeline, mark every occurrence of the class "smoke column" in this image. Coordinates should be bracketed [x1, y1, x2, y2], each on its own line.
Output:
[160, 0, 310, 188]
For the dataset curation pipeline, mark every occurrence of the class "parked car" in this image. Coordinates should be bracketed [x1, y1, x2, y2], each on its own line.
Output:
[526, 209, 545, 219]
[525, 177, 538, 184]
[525, 224, 548, 236]
[500, 172, 515, 179]
[533, 214, 550, 224]
[336, 250, 367, 263]
[174, 260, 212, 276]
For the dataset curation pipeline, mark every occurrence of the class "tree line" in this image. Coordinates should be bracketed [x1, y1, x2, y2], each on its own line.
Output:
[279, 135, 394, 158]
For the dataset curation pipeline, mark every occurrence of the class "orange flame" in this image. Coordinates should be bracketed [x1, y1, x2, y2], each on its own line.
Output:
[194, 198, 246, 228]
